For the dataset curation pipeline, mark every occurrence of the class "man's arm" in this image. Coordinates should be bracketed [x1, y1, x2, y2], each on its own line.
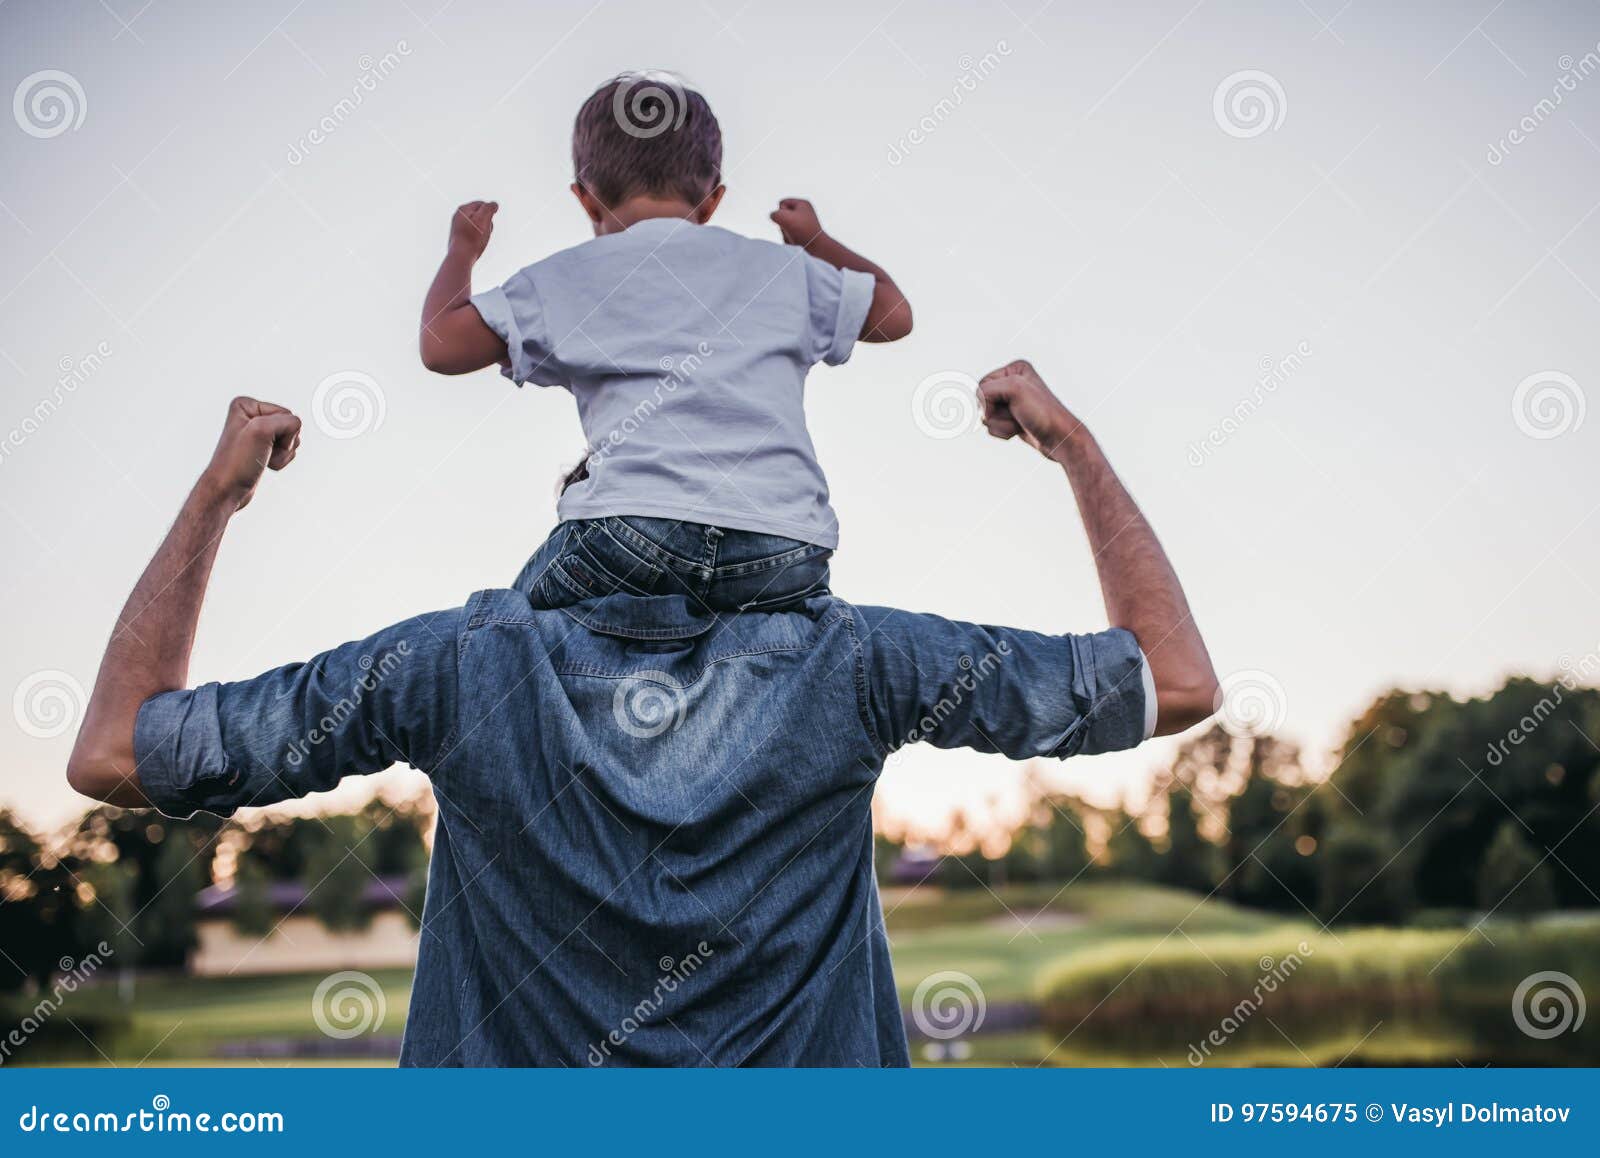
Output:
[977, 360, 1219, 735]
[419, 200, 508, 374]
[771, 198, 913, 342]
[66, 398, 302, 805]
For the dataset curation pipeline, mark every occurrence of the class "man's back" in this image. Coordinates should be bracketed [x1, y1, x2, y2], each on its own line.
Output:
[134, 587, 1149, 1066]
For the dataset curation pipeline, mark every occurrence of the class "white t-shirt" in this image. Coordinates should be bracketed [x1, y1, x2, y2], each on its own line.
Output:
[471, 218, 875, 549]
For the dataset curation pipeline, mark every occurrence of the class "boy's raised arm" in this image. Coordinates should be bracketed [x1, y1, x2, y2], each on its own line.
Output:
[771, 198, 913, 343]
[420, 200, 510, 375]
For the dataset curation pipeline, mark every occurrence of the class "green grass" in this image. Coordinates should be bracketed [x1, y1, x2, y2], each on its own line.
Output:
[13, 883, 1595, 1067]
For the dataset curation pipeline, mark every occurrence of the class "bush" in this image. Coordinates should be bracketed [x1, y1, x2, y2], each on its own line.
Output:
[1037, 917, 1600, 1065]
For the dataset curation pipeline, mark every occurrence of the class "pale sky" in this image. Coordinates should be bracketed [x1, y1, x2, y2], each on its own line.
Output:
[3, 0, 1598, 837]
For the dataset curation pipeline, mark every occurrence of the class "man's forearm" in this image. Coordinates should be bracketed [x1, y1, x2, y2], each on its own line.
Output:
[68, 482, 234, 805]
[1050, 431, 1217, 734]
[68, 397, 300, 806]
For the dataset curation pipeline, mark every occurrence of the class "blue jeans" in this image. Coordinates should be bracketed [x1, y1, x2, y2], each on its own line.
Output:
[515, 517, 833, 613]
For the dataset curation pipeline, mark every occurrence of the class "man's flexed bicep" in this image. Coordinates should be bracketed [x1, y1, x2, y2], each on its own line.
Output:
[854, 607, 1150, 762]
[134, 609, 462, 819]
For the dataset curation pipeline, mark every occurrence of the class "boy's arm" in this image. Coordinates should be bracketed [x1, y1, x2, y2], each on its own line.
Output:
[771, 199, 913, 343]
[420, 201, 509, 375]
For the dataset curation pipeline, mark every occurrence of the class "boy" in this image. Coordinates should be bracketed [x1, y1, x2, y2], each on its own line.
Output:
[418, 71, 912, 612]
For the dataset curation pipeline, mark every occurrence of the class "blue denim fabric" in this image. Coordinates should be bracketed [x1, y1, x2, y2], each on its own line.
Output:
[135, 590, 1149, 1067]
[516, 517, 832, 614]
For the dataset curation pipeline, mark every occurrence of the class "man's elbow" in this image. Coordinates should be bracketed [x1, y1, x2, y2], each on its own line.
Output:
[65, 751, 113, 801]
[1152, 674, 1223, 737]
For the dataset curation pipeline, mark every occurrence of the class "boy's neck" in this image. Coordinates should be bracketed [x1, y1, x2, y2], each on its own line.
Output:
[596, 195, 703, 235]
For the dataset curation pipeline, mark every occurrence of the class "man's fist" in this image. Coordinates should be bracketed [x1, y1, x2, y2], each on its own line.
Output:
[977, 360, 1086, 462]
[771, 198, 824, 246]
[449, 200, 498, 260]
[202, 397, 302, 511]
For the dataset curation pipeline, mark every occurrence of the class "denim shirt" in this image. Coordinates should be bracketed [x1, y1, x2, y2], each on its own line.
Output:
[135, 591, 1148, 1066]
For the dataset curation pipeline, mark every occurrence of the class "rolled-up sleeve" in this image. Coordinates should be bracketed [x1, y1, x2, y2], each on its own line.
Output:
[854, 606, 1150, 760]
[803, 255, 875, 366]
[135, 608, 464, 819]
[470, 270, 564, 387]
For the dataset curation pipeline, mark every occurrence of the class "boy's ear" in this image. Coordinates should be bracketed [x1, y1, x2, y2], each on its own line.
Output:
[571, 182, 606, 229]
[695, 185, 727, 224]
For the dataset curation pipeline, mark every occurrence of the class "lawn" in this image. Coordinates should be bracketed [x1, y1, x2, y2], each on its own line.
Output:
[10, 881, 1270, 1066]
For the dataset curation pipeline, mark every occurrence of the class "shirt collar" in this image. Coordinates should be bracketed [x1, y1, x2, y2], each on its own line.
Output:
[558, 593, 716, 641]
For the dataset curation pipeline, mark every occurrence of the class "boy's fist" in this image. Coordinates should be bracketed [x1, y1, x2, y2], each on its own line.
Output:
[771, 198, 824, 246]
[449, 200, 498, 260]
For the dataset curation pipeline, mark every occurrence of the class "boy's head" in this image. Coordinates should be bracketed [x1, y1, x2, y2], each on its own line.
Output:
[571, 72, 724, 233]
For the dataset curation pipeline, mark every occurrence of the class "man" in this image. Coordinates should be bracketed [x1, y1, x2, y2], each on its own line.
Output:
[67, 360, 1218, 1066]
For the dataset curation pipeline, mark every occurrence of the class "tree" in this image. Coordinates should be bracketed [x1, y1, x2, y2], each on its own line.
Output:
[302, 815, 376, 931]
[0, 810, 79, 991]
[1476, 820, 1555, 917]
[1104, 810, 1160, 881]
[1156, 788, 1218, 894]
[230, 852, 276, 938]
